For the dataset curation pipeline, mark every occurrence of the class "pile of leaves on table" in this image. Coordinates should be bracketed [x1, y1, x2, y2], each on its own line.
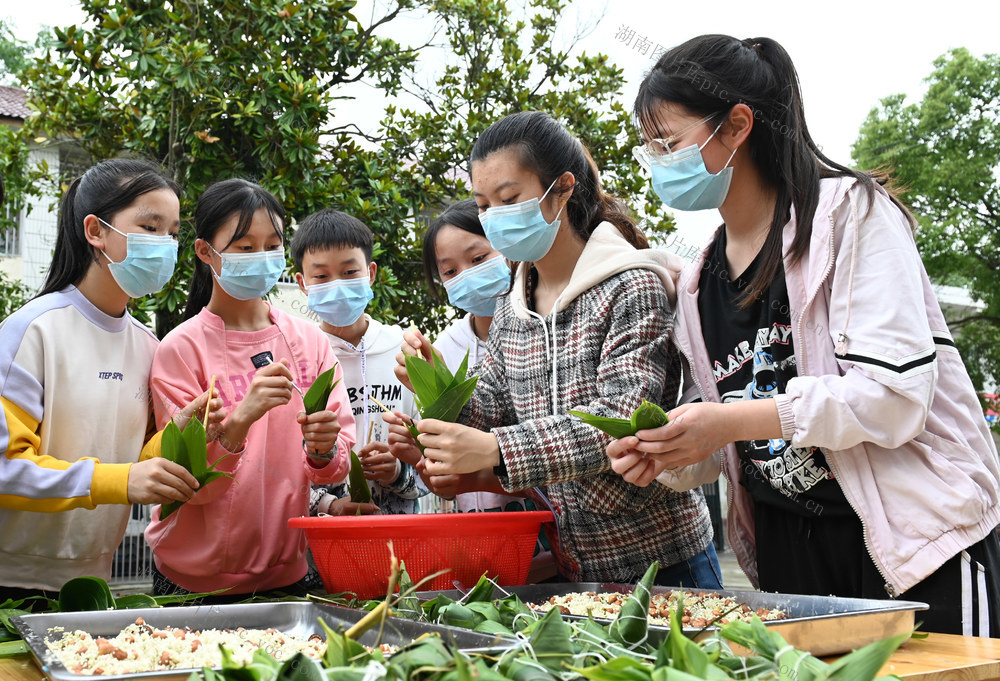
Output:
[267, 563, 909, 681]
[1, 564, 911, 680]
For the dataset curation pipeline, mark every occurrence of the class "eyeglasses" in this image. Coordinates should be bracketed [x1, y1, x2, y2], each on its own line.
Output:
[632, 112, 720, 172]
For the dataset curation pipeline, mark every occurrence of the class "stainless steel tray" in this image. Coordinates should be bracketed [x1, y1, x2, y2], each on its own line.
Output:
[12, 602, 511, 681]
[420, 582, 928, 656]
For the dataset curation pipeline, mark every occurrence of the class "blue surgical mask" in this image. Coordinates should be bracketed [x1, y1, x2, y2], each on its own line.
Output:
[210, 246, 286, 300]
[478, 177, 566, 262]
[645, 122, 738, 211]
[99, 218, 178, 298]
[443, 256, 510, 317]
[307, 277, 374, 327]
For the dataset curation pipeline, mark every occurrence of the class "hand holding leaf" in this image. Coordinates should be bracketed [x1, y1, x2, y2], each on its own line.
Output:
[298, 364, 343, 458]
[159, 376, 234, 519]
[404, 350, 479, 451]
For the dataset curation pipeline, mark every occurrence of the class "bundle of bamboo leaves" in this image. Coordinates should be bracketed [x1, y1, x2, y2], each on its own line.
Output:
[159, 377, 232, 519]
[403, 351, 479, 450]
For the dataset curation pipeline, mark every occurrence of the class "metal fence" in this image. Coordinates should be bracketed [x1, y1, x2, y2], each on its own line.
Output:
[0, 210, 19, 257]
[109, 505, 155, 588]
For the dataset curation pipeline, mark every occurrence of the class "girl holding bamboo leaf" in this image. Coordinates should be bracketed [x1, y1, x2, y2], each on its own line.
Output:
[0, 159, 224, 603]
[145, 179, 356, 600]
[607, 35, 1000, 635]
[391, 112, 720, 586]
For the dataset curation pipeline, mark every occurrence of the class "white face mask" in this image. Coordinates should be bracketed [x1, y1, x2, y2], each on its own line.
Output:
[477, 177, 567, 262]
[209, 247, 286, 300]
[98, 218, 178, 298]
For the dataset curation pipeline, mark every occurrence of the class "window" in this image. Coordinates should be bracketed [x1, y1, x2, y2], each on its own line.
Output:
[0, 206, 19, 257]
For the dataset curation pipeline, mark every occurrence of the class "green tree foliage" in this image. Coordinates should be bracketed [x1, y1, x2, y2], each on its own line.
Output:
[18, 0, 667, 337]
[377, 0, 676, 332]
[0, 269, 30, 319]
[0, 19, 31, 84]
[0, 19, 50, 245]
[22, 0, 422, 336]
[853, 48, 1000, 390]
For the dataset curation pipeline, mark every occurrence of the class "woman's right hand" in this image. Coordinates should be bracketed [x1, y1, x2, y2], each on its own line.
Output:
[393, 327, 438, 391]
[239, 358, 295, 421]
[127, 458, 199, 505]
[324, 498, 380, 516]
[384, 410, 423, 466]
[222, 358, 295, 452]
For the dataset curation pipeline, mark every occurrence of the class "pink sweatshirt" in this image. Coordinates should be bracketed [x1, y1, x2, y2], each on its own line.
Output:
[144, 305, 355, 593]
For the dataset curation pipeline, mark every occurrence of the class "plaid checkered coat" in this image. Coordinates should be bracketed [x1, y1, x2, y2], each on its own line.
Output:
[460, 223, 713, 582]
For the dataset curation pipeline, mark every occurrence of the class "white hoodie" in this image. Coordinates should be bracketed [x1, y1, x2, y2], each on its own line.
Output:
[316, 317, 425, 514]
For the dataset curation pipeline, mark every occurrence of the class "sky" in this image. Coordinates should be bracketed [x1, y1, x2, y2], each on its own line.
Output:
[5, 0, 999, 247]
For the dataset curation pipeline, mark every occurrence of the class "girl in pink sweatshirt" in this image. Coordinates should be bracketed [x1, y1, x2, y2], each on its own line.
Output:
[145, 179, 355, 598]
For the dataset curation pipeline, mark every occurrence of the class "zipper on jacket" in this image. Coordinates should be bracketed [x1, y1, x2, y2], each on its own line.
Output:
[797, 210, 898, 598]
[674, 324, 750, 583]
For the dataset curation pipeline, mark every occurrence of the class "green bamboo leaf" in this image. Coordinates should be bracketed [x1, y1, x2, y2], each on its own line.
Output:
[454, 348, 471, 382]
[432, 353, 454, 394]
[571, 401, 670, 439]
[827, 632, 910, 680]
[182, 416, 208, 478]
[161, 419, 189, 470]
[406, 422, 425, 453]
[159, 500, 182, 519]
[348, 450, 371, 503]
[394, 562, 421, 621]
[528, 607, 574, 673]
[405, 354, 441, 404]
[0, 608, 27, 636]
[631, 400, 670, 431]
[440, 602, 480, 629]
[610, 561, 657, 647]
[497, 594, 533, 632]
[474, 619, 514, 636]
[113, 594, 158, 609]
[276, 652, 325, 681]
[567, 411, 636, 439]
[464, 573, 497, 603]
[58, 576, 114, 612]
[570, 656, 652, 681]
[466, 601, 502, 623]
[0, 641, 28, 658]
[303, 365, 338, 415]
[422, 377, 479, 422]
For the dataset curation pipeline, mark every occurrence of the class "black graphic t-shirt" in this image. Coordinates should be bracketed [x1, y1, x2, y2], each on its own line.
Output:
[698, 231, 851, 517]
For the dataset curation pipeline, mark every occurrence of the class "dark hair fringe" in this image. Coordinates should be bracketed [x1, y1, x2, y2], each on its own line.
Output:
[38, 158, 180, 298]
[290, 208, 374, 274]
[183, 178, 285, 321]
[421, 198, 484, 302]
[469, 111, 650, 254]
[634, 35, 916, 307]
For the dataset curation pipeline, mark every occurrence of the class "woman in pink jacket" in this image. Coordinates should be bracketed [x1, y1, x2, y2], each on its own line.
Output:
[145, 179, 355, 600]
[607, 35, 1000, 636]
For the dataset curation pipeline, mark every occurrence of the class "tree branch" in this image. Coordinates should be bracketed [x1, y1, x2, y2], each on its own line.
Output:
[323, 123, 386, 144]
[948, 314, 1000, 328]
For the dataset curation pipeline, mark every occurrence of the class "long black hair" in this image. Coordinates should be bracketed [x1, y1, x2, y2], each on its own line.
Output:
[38, 159, 180, 297]
[469, 111, 649, 250]
[422, 199, 485, 302]
[635, 35, 915, 306]
[183, 178, 285, 320]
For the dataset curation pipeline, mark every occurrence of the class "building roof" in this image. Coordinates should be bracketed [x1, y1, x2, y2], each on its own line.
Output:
[0, 86, 30, 120]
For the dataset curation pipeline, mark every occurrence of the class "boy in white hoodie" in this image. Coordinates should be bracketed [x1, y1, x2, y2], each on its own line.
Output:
[292, 210, 425, 515]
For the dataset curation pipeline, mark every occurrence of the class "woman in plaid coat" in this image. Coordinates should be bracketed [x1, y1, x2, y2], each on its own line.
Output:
[391, 111, 719, 586]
